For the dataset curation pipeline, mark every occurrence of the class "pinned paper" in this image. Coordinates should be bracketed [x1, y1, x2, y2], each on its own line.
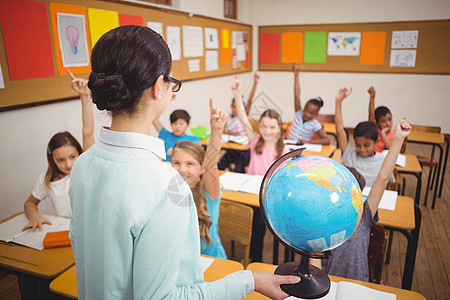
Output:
[0, 0, 54, 80]
[119, 13, 143, 26]
[182, 25, 204, 57]
[220, 47, 231, 65]
[391, 30, 418, 49]
[0, 64, 4, 89]
[205, 50, 219, 71]
[360, 32, 386, 65]
[204, 28, 219, 49]
[281, 32, 303, 63]
[147, 21, 163, 37]
[49, 2, 91, 76]
[166, 26, 181, 61]
[390, 50, 416, 67]
[222, 29, 230, 48]
[304, 32, 327, 63]
[259, 33, 280, 63]
[328, 32, 361, 56]
[88, 8, 119, 49]
[188, 59, 200, 72]
[236, 44, 246, 61]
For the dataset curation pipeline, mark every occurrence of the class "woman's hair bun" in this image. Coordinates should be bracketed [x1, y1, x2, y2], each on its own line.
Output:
[88, 72, 132, 111]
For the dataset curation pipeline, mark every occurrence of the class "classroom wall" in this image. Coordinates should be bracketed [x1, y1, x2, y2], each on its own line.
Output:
[1, 0, 449, 219]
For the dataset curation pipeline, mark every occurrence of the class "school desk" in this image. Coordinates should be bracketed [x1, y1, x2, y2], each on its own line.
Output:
[407, 130, 449, 209]
[49, 255, 244, 299]
[221, 185, 421, 290]
[200, 138, 249, 151]
[244, 262, 426, 300]
[0, 213, 75, 299]
[395, 154, 423, 205]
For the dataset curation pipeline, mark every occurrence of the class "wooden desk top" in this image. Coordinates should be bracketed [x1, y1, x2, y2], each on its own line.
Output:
[200, 139, 249, 151]
[396, 154, 422, 173]
[49, 255, 244, 299]
[378, 196, 415, 231]
[321, 122, 336, 134]
[244, 262, 426, 299]
[302, 144, 336, 157]
[0, 213, 75, 279]
[407, 130, 444, 144]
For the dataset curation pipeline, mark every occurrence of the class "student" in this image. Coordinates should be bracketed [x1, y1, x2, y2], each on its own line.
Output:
[288, 64, 330, 145]
[335, 87, 395, 187]
[69, 25, 299, 299]
[368, 86, 394, 152]
[321, 118, 412, 281]
[171, 99, 227, 259]
[232, 75, 289, 263]
[22, 71, 95, 231]
[153, 109, 201, 161]
[219, 72, 259, 172]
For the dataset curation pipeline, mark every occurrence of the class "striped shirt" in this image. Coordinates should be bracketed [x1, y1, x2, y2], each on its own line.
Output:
[225, 114, 246, 136]
[288, 109, 322, 141]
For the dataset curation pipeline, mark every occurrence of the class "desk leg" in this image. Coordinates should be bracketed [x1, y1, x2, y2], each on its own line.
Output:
[413, 172, 422, 206]
[438, 137, 449, 198]
[386, 204, 421, 290]
[431, 144, 443, 209]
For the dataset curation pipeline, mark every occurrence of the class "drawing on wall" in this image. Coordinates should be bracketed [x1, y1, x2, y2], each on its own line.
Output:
[391, 30, 418, 49]
[390, 50, 416, 67]
[327, 32, 361, 56]
[57, 13, 89, 67]
[166, 26, 181, 61]
[204, 28, 219, 49]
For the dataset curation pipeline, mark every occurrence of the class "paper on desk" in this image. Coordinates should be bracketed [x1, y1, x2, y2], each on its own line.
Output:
[362, 187, 398, 211]
[0, 213, 70, 250]
[219, 172, 263, 195]
[284, 141, 322, 152]
[287, 280, 396, 300]
[381, 150, 406, 168]
[222, 134, 249, 145]
[201, 256, 215, 273]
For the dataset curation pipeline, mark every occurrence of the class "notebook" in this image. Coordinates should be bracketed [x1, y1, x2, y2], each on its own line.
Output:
[362, 187, 398, 211]
[219, 172, 264, 195]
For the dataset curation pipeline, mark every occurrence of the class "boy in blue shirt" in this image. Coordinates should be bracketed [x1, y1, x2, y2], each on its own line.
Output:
[153, 109, 201, 161]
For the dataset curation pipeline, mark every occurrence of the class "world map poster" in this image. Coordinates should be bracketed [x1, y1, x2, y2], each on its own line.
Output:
[327, 32, 361, 56]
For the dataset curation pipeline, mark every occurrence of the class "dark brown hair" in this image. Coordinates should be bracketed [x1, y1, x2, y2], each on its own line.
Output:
[255, 109, 285, 159]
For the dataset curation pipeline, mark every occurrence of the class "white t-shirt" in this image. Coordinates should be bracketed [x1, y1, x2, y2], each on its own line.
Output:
[342, 145, 395, 187]
[32, 172, 70, 217]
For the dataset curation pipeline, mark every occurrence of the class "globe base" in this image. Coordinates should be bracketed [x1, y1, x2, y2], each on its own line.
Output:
[275, 259, 330, 299]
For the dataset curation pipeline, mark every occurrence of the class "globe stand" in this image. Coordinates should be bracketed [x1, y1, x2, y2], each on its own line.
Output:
[275, 255, 330, 299]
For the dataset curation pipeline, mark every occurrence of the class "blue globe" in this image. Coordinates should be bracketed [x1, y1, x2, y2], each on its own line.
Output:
[263, 154, 364, 253]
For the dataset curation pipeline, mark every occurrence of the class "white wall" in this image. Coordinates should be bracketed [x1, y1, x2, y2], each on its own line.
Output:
[1, 0, 449, 219]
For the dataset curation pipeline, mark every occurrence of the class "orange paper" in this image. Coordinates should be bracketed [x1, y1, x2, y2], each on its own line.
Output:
[119, 13, 143, 26]
[49, 3, 91, 76]
[220, 48, 231, 65]
[360, 32, 386, 65]
[281, 32, 303, 63]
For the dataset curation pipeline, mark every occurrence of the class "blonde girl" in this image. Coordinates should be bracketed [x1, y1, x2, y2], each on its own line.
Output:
[171, 99, 227, 259]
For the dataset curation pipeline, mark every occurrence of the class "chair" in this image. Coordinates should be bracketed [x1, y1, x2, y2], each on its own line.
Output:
[331, 148, 343, 164]
[409, 124, 441, 205]
[283, 122, 292, 139]
[248, 119, 260, 135]
[218, 200, 253, 268]
[368, 224, 387, 284]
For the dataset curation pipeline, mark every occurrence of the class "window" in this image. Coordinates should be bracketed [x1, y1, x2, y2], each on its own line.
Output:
[224, 0, 237, 19]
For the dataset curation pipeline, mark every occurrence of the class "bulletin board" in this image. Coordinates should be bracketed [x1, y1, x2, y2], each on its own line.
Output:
[0, 0, 252, 110]
[258, 19, 450, 75]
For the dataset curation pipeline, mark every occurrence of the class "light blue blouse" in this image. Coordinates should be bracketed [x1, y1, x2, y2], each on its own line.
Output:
[201, 190, 227, 259]
[69, 127, 253, 299]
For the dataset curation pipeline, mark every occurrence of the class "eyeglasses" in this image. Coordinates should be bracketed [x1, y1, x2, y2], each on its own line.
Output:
[163, 75, 182, 93]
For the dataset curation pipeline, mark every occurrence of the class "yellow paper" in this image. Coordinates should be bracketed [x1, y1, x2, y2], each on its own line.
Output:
[88, 8, 119, 49]
[222, 29, 230, 49]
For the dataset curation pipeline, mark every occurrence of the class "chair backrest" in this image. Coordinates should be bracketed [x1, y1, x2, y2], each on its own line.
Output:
[368, 224, 386, 283]
[331, 148, 343, 164]
[315, 114, 335, 123]
[411, 124, 441, 134]
[248, 119, 260, 135]
[218, 200, 253, 267]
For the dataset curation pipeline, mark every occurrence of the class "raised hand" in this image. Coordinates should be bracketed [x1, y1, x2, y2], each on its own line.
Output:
[292, 63, 300, 76]
[231, 75, 242, 98]
[67, 68, 90, 96]
[209, 98, 227, 131]
[254, 72, 260, 83]
[395, 117, 412, 140]
[367, 86, 376, 97]
[335, 87, 353, 103]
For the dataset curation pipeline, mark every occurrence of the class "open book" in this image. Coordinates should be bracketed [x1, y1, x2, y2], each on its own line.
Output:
[284, 140, 323, 152]
[0, 213, 70, 250]
[362, 187, 398, 211]
[219, 172, 263, 195]
[287, 281, 396, 300]
[222, 134, 249, 145]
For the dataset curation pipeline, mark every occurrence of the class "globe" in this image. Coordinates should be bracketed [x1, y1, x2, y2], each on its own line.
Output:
[259, 149, 364, 298]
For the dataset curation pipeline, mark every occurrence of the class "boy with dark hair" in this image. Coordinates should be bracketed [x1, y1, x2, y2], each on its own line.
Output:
[335, 87, 395, 187]
[368, 86, 394, 152]
[153, 109, 201, 161]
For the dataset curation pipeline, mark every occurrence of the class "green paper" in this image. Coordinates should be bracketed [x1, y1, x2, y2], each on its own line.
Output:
[304, 32, 327, 63]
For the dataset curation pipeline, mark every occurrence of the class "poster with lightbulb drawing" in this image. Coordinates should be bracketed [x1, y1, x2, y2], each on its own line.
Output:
[57, 13, 89, 68]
